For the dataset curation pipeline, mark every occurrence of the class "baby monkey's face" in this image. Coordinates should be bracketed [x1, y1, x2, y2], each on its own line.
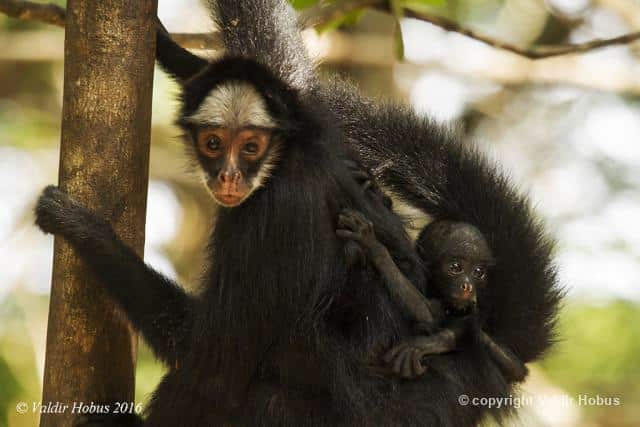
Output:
[435, 256, 488, 310]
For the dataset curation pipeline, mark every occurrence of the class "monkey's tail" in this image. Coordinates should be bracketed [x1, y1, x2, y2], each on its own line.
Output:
[326, 80, 564, 365]
[207, 0, 318, 91]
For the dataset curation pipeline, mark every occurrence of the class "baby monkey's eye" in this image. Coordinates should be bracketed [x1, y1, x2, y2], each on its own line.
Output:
[448, 261, 463, 275]
[473, 266, 487, 279]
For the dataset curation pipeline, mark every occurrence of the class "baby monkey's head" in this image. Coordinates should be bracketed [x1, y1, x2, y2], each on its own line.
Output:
[417, 221, 494, 312]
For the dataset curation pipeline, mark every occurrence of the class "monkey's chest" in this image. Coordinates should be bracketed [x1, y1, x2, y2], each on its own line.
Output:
[260, 340, 332, 390]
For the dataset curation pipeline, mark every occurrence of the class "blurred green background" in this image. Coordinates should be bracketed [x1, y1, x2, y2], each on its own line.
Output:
[1, 0, 640, 426]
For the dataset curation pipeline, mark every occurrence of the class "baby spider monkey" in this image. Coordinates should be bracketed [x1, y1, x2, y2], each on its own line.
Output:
[337, 210, 528, 382]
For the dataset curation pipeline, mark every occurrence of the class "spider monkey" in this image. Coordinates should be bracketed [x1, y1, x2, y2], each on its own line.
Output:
[337, 210, 528, 382]
[36, 20, 422, 427]
[34, 0, 561, 425]
[198, 2, 560, 425]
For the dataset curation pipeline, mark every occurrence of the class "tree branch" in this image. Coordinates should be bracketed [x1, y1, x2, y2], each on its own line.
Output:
[0, 0, 65, 27]
[392, 5, 640, 59]
[1, 0, 639, 59]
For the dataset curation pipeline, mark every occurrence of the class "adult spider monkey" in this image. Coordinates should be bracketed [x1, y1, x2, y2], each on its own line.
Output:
[35, 0, 561, 426]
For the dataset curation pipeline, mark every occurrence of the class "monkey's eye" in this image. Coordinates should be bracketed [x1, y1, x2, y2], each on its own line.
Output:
[473, 266, 487, 279]
[448, 261, 463, 275]
[206, 136, 221, 152]
[243, 141, 259, 155]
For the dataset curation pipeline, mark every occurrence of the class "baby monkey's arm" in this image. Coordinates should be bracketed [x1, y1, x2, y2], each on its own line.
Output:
[336, 208, 436, 326]
[479, 331, 529, 382]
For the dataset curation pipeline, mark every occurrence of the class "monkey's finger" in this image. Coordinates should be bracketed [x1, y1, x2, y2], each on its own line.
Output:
[393, 351, 408, 376]
[383, 345, 406, 363]
[338, 213, 360, 230]
[401, 351, 414, 378]
[412, 353, 427, 376]
[342, 209, 369, 224]
[340, 208, 362, 217]
[337, 214, 353, 230]
[336, 230, 356, 240]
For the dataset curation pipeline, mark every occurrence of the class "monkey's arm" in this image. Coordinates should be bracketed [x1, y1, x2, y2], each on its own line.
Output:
[35, 185, 192, 367]
[337, 209, 436, 326]
[367, 245, 436, 326]
[383, 329, 459, 378]
[479, 330, 528, 382]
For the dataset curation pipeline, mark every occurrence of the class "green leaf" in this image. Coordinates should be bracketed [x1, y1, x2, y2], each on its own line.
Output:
[403, 0, 446, 13]
[290, 0, 320, 10]
[316, 9, 366, 34]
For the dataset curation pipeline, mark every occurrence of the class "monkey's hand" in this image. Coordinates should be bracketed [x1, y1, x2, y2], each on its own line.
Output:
[382, 337, 429, 379]
[336, 208, 382, 257]
[35, 185, 110, 243]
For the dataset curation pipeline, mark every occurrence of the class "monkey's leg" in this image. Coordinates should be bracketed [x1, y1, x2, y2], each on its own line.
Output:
[479, 331, 528, 382]
[35, 186, 192, 366]
[337, 209, 436, 326]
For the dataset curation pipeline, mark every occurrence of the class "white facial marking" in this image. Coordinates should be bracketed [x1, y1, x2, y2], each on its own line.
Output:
[251, 142, 281, 190]
[188, 82, 275, 129]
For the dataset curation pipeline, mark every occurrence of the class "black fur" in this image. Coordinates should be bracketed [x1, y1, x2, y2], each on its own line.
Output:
[208, 0, 317, 90]
[155, 18, 207, 82]
[323, 83, 563, 423]
[34, 0, 562, 425]
[38, 51, 427, 427]
[178, 57, 316, 131]
[202, 0, 563, 425]
[35, 185, 192, 369]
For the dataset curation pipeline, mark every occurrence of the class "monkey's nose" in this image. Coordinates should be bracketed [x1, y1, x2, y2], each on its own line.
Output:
[461, 282, 473, 293]
[218, 169, 241, 184]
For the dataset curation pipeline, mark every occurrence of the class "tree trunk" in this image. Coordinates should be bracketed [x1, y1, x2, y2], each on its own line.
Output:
[40, 1, 157, 426]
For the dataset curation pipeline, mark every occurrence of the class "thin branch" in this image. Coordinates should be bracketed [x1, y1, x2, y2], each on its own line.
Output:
[392, 5, 640, 59]
[1, 0, 640, 59]
[170, 32, 222, 50]
[0, 0, 65, 27]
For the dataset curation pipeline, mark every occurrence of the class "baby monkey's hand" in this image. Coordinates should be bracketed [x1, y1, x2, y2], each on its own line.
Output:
[336, 208, 381, 256]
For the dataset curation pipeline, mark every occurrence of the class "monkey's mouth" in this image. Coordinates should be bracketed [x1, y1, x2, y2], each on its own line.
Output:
[205, 180, 249, 207]
[450, 295, 476, 310]
[214, 192, 246, 207]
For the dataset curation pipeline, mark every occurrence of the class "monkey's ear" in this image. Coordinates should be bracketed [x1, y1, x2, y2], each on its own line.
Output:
[155, 18, 208, 83]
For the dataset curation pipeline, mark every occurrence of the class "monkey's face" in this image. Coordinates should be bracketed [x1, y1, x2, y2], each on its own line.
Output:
[193, 126, 278, 207]
[181, 80, 283, 208]
[435, 257, 488, 310]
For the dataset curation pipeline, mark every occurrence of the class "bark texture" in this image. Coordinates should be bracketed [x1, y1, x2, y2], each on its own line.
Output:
[40, 1, 157, 426]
